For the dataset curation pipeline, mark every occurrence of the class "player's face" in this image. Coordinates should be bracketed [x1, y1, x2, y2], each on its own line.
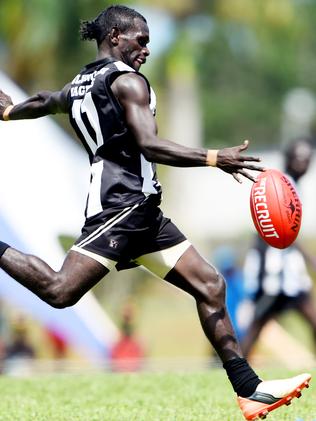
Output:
[288, 142, 312, 179]
[118, 19, 150, 71]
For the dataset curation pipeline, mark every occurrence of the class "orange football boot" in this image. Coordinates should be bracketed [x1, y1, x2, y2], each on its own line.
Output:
[237, 372, 311, 420]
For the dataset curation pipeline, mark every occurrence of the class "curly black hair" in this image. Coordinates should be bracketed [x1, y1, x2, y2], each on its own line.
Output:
[80, 5, 147, 46]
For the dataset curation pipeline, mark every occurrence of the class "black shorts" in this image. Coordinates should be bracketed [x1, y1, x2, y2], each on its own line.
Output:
[253, 292, 310, 321]
[71, 196, 189, 277]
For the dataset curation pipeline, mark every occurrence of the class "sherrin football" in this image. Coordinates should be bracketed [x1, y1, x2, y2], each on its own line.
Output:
[250, 169, 302, 249]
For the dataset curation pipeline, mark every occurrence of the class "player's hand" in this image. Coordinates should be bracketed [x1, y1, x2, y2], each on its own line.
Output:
[0, 90, 13, 120]
[216, 140, 265, 183]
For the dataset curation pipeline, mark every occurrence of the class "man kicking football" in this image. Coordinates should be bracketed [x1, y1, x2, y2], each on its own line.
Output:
[0, 5, 311, 419]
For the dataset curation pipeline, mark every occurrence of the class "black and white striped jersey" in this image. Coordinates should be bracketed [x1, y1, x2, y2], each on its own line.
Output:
[68, 58, 161, 218]
[243, 236, 312, 298]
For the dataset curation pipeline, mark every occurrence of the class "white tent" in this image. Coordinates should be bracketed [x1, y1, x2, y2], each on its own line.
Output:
[0, 71, 118, 361]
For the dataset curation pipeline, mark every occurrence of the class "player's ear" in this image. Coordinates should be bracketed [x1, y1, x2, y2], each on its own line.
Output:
[110, 26, 120, 46]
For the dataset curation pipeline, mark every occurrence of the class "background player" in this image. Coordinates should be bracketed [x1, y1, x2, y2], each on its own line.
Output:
[0, 5, 311, 419]
[242, 137, 316, 359]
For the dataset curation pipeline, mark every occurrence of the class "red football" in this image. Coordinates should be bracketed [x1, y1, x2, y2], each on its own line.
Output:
[250, 169, 302, 249]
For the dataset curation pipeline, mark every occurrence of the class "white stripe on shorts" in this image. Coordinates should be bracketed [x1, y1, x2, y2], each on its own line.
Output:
[77, 203, 139, 248]
[134, 240, 191, 279]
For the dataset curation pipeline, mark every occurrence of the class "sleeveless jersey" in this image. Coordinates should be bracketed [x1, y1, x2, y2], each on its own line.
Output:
[68, 58, 162, 218]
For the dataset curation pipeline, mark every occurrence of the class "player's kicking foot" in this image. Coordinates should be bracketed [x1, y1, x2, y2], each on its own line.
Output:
[237, 372, 311, 420]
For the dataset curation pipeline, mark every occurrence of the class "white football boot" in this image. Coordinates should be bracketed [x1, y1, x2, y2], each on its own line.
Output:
[237, 373, 311, 420]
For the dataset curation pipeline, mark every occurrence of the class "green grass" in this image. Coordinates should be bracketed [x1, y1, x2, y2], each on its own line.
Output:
[0, 369, 315, 421]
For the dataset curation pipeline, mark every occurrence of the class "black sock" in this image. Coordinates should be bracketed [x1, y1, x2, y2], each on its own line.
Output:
[0, 241, 10, 258]
[223, 357, 262, 397]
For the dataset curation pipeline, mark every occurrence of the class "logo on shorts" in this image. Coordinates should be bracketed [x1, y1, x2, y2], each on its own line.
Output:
[109, 239, 119, 249]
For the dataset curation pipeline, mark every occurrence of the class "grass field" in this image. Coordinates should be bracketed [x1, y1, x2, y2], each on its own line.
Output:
[0, 368, 315, 421]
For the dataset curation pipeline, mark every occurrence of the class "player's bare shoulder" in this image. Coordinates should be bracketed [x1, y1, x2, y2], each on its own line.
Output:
[111, 73, 150, 106]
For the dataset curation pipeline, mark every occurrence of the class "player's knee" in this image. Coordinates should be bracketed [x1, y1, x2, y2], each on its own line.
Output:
[209, 271, 226, 301]
[48, 294, 78, 309]
[48, 295, 79, 309]
[198, 268, 226, 307]
[45, 278, 79, 309]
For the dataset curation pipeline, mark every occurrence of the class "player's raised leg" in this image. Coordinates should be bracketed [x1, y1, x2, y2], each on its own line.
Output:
[0, 243, 109, 307]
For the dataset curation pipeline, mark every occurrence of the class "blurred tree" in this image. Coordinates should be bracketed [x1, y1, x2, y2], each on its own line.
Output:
[197, 0, 316, 148]
[1, 0, 316, 147]
[0, 0, 124, 90]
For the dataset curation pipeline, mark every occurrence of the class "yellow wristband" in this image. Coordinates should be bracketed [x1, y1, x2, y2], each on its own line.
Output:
[206, 149, 218, 167]
[3, 105, 14, 121]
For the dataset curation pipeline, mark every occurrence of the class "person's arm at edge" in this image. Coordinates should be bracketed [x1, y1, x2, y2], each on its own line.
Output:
[112, 73, 264, 182]
[0, 84, 71, 121]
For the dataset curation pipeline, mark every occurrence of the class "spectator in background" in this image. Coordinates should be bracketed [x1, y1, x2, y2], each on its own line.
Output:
[4, 317, 36, 375]
[45, 326, 68, 360]
[0, 301, 7, 373]
[110, 301, 145, 372]
[241, 137, 316, 357]
[5, 317, 35, 360]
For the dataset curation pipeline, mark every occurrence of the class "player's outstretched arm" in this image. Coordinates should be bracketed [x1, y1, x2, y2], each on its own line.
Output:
[112, 72, 208, 167]
[112, 73, 264, 180]
[0, 84, 70, 121]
